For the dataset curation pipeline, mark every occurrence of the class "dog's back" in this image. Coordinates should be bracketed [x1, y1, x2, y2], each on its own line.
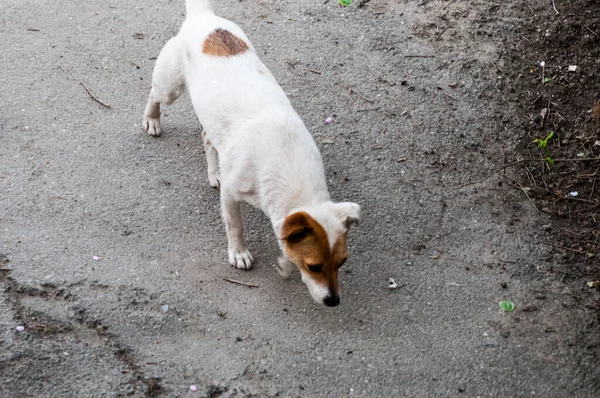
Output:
[181, 1, 292, 150]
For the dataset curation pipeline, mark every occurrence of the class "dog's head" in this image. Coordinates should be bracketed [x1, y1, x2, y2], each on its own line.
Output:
[280, 202, 360, 307]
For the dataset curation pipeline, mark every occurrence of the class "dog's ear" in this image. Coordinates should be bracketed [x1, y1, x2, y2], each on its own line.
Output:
[281, 211, 313, 243]
[334, 202, 360, 229]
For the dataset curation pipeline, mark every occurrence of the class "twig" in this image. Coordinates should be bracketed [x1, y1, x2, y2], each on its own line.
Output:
[309, 68, 322, 75]
[562, 196, 598, 204]
[26, 28, 40, 32]
[552, 0, 559, 14]
[443, 93, 458, 101]
[553, 157, 600, 162]
[49, 195, 68, 200]
[403, 55, 435, 58]
[455, 159, 529, 189]
[544, 241, 586, 254]
[584, 25, 599, 37]
[522, 163, 536, 185]
[514, 181, 540, 213]
[350, 89, 375, 104]
[58, 65, 68, 73]
[436, 26, 450, 39]
[555, 111, 565, 121]
[223, 278, 259, 288]
[456, 157, 600, 190]
[0, 268, 12, 272]
[80, 82, 111, 108]
[442, 0, 455, 11]
[590, 170, 598, 200]
[497, 259, 517, 264]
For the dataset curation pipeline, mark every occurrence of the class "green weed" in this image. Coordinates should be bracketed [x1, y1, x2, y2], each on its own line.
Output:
[499, 300, 515, 312]
[534, 132, 554, 166]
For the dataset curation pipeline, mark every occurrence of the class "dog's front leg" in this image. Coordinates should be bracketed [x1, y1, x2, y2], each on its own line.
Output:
[221, 189, 253, 269]
[276, 256, 295, 279]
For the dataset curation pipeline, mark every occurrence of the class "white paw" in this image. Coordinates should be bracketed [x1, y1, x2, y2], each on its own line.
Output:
[208, 173, 221, 190]
[228, 249, 253, 270]
[275, 257, 295, 279]
[143, 116, 161, 136]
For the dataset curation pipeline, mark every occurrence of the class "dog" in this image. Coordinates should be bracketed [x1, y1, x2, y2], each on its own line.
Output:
[142, 0, 360, 306]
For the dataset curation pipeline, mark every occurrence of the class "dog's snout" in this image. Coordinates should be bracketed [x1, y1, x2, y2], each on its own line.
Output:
[323, 295, 340, 307]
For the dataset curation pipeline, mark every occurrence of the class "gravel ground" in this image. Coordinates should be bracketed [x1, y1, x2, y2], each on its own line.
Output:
[1, 1, 598, 397]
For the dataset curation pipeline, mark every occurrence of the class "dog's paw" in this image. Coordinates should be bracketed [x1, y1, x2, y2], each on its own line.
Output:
[208, 173, 221, 190]
[143, 115, 162, 136]
[228, 249, 253, 270]
[275, 257, 295, 279]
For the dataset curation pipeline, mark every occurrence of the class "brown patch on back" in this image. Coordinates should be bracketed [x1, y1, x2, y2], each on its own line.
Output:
[202, 28, 249, 57]
[281, 212, 348, 294]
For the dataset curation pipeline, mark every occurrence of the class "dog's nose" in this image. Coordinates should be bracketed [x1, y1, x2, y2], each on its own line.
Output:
[323, 295, 340, 307]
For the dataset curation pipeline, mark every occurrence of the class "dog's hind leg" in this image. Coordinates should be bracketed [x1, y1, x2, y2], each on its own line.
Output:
[201, 129, 221, 189]
[220, 188, 253, 270]
[143, 37, 186, 136]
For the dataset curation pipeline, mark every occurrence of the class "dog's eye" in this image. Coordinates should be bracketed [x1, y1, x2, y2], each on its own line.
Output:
[337, 258, 347, 269]
[308, 264, 323, 273]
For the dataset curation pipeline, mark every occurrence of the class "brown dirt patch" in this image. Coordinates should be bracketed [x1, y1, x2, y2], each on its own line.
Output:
[501, 0, 600, 295]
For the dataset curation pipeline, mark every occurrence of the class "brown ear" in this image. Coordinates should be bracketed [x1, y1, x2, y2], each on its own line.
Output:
[281, 211, 312, 243]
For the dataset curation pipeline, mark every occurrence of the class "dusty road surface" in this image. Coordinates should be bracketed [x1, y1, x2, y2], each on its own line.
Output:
[1, 0, 599, 397]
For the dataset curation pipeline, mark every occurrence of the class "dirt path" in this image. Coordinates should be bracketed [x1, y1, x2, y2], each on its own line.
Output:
[1, 1, 598, 397]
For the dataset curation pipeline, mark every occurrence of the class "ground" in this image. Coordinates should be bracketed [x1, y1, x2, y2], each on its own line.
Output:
[1, 0, 599, 397]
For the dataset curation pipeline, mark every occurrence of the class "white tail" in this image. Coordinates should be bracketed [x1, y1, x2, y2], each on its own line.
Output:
[185, 0, 213, 16]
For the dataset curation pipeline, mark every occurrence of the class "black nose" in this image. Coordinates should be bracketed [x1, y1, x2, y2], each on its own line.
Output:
[323, 295, 340, 307]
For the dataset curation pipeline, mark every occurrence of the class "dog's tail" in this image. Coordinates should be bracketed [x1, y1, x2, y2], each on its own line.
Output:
[185, 0, 213, 17]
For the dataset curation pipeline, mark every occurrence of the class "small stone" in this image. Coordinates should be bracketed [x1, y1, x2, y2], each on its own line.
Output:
[190, 385, 198, 392]
[16, 325, 25, 332]
[161, 305, 169, 313]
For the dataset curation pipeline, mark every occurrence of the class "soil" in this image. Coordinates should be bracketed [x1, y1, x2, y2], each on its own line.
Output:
[1, 0, 599, 397]
[501, 0, 600, 309]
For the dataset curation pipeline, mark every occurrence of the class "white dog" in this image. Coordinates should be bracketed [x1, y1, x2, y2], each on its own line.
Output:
[143, 0, 360, 306]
